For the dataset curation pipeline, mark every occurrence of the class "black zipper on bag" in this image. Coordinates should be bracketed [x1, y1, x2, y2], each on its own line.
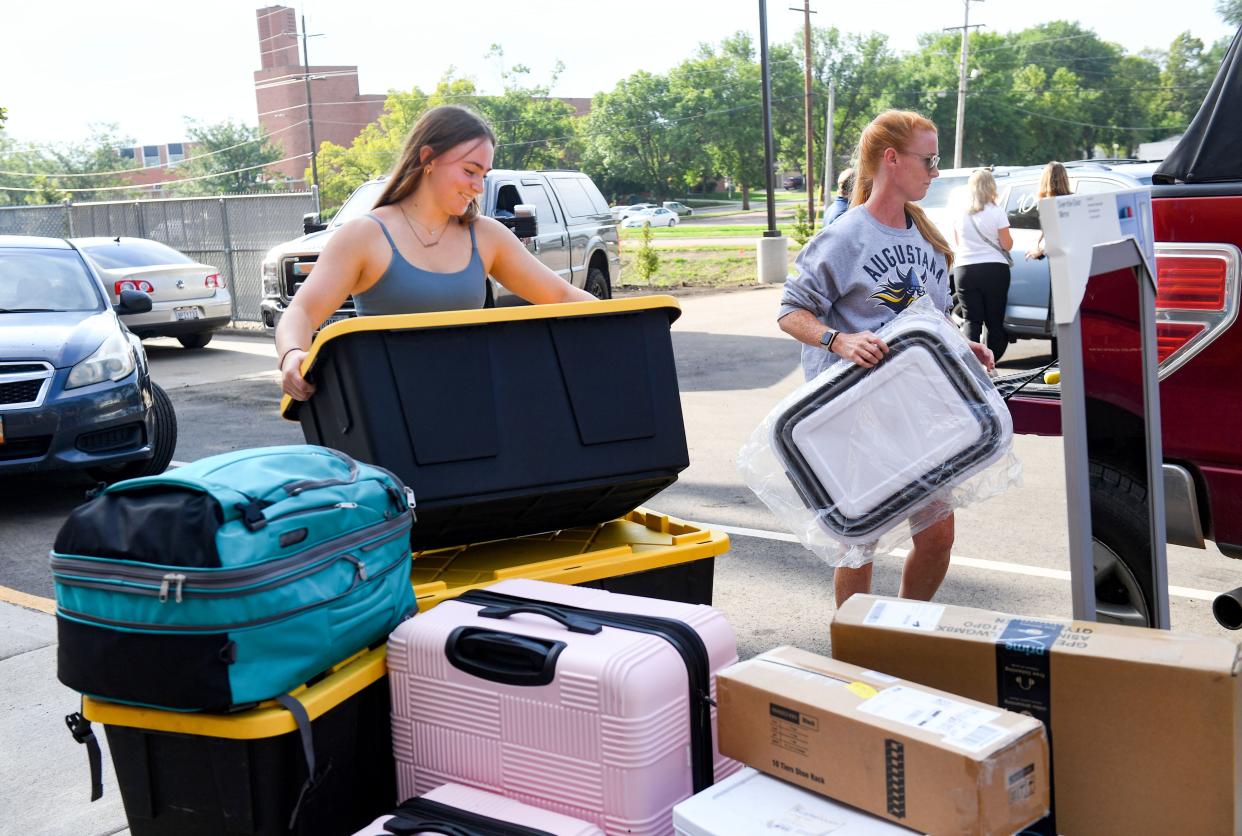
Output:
[455, 588, 717, 793]
[383, 797, 556, 836]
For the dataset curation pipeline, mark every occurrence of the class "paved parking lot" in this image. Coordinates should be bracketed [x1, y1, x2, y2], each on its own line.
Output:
[4, 285, 1241, 836]
[4, 286, 1241, 654]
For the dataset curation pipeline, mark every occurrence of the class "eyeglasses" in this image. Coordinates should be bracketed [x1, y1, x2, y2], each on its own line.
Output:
[900, 151, 941, 172]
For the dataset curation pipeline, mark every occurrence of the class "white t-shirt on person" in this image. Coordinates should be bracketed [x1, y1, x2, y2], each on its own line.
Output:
[952, 202, 1010, 268]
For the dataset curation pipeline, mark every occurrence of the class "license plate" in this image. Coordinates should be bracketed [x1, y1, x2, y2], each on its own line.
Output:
[174, 307, 202, 321]
[322, 315, 348, 328]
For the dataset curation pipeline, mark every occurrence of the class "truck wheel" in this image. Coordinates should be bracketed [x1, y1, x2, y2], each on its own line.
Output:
[86, 383, 178, 483]
[585, 267, 611, 300]
[1089, 460, 1154, 627]
[177, 332, 213, 349]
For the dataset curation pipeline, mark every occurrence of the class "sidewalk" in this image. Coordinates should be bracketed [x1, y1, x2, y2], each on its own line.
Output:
[0, 599, 128, 836]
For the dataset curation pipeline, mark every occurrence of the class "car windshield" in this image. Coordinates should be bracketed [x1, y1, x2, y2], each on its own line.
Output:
[80, 239, 195, 269]
[331, 180, 386, 228]
[0, 248, 103, 313]
[919, 175, 970, 209]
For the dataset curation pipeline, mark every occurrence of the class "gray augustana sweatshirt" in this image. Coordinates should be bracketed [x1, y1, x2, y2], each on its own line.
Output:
[779, 205, 952, 380]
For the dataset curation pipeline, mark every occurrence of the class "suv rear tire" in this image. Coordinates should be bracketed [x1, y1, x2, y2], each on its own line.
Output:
[86, 383, 178, 483]
[1089, 460, 1154, 627]
[585, 267, 611, 300]
[177, 332, 213, 349]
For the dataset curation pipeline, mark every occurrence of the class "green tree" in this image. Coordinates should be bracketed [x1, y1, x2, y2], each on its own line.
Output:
[1157, 33, 1218, 128]
[0, 125, 140, 205]
[579, 71, 701, 200]
[670, 35, 766, 209]
[171, 120, 283, 195]
[315, 57, 579, 213]
[808, 28, 896, 188]
[476, 47, 579, 171]
[634, 221, 659, 284]
[1217, 0, 1242, 25]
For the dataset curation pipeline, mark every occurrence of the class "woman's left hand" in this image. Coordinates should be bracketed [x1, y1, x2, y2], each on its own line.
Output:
[968, 341, 995, 373]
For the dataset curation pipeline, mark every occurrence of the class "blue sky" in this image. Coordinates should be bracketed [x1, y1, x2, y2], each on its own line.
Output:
[3, 0, 1234, 145]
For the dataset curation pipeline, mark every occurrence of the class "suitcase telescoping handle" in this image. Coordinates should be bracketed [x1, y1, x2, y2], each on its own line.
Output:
[476, 602, 603, 635]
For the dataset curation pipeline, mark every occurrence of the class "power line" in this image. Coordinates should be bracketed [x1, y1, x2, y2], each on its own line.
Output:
[0, 154, 311, 194]
[987, 101, 1185, 131]
[0, 121, 308, 178]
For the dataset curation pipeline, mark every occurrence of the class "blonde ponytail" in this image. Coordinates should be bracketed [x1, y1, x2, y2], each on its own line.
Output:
[850, 110, 954, 271]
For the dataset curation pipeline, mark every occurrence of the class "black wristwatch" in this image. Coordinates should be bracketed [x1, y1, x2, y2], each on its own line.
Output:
[819, 329, 838, 351]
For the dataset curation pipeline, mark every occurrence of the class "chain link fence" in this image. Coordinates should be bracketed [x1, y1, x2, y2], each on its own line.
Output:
[0, 193, 315, 323]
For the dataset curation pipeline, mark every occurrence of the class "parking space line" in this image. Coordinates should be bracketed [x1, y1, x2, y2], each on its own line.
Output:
[0, 584, 55, 614]
[698, 520, 1220, 603]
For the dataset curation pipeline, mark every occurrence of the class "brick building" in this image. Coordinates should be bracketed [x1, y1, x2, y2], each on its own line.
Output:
[251, 5, 592, 184]
[254, 5, 385, 181]
[115, 142, 198, 192]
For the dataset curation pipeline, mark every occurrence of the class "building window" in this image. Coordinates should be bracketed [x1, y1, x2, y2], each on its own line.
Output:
[118, 147, 136, 160]
[166, 143, 184, 164]
[143, 145, 160, 168]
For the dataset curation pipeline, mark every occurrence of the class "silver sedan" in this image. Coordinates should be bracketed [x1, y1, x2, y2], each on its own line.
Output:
[72, 237, 231, 349]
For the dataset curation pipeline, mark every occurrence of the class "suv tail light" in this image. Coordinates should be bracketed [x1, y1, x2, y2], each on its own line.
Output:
[205, 273, 225, 289]
[114, 279, 153, 295]
[1155, 243, 1240, 377]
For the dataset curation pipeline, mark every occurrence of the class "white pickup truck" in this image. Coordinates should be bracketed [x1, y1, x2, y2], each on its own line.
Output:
[259, 169, 621, 330]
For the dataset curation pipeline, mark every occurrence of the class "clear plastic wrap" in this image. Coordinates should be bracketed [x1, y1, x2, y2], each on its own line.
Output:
[738, 296, 1022, 568]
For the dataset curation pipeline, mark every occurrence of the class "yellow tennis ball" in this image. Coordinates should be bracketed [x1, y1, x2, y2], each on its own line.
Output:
[1043, 370, 1061, 385]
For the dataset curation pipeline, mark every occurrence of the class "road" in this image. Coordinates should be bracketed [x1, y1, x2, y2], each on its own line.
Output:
[3, 288, 1240, 659]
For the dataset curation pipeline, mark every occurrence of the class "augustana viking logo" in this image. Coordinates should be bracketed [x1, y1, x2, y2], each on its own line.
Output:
[869, 266, 927, 314]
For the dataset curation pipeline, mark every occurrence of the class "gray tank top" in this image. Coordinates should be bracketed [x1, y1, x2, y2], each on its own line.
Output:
[352, 213, 487, 315]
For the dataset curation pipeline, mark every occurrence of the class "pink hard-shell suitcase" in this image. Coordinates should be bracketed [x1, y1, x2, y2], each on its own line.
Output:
[387, 578, 742, 836]
[351, 782, 603, 835]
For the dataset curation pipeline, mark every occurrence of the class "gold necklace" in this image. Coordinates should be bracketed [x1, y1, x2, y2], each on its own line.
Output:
[399, 204, 451, 249]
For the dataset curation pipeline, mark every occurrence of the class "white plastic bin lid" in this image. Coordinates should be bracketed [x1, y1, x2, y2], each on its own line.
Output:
[789, 343, 982, 519]
[673, 767, 922, 835]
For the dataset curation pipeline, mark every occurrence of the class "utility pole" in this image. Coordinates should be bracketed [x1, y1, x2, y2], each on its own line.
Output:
[299, 14, 322, 210]
[946, 0, 984, 169]
[824, 80, 835, 208]
[791, 1, 817, 228]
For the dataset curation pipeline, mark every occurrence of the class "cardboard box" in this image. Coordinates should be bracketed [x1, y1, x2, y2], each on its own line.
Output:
[716, 646, 1049, 836]
[830, 595, 1242, 836]
[674, 766, 922, 835]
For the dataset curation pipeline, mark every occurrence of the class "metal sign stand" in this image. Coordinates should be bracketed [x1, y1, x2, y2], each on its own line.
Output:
[1043, 188, 1170, 628]
[1056, 241, 1170, 627]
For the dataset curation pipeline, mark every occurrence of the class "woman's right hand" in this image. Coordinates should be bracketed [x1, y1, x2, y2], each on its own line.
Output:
[832, 331, 889, 368]
[280, 349, 315, 401]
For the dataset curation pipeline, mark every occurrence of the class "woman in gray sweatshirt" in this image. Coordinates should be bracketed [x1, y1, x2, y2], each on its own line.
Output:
[778, 109, 995, 609]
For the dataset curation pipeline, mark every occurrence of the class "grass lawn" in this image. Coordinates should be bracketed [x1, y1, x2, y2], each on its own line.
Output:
[616, 246, 799, 290]
[619, 223, 809, 240]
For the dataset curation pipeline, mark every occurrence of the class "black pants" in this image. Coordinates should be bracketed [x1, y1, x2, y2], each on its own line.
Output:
[954, 261, 1011, 361]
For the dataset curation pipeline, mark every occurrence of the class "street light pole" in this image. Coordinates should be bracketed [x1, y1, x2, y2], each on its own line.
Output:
[759, 0, 778, 237]
[947, 0, 983, 169]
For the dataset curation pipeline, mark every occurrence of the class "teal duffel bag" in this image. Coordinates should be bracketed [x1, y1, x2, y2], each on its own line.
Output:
[51, 445, 418, 712]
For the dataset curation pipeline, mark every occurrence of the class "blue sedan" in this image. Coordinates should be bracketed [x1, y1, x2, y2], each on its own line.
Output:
[0, 236, 176, 481]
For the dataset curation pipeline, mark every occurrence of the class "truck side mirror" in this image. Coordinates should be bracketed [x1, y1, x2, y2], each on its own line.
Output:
[497, 204, 538, 240]
[303, 212, 328, 235]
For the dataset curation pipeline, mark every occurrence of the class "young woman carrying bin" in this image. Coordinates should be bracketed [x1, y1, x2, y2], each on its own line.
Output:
[777, 109, 995, 608]
[277, 105, 594, 402]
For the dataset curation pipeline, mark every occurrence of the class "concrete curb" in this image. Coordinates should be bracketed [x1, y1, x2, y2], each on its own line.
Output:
[0, 601, 128, 836]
